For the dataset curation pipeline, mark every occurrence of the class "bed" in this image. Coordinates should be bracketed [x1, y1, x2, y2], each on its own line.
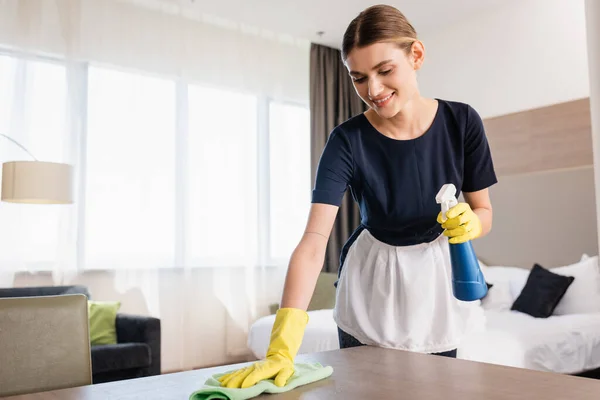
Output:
[459, 310, 600, 373]
[248, 309, 600, 375]
[248, 256, 600, 377]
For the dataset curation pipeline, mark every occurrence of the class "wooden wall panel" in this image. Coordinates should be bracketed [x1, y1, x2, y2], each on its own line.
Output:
[482, 98, 593, 175]
[472, 165, 598, 268]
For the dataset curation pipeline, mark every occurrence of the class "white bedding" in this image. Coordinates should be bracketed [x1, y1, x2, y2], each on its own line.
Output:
[247, 309, 600, 374]
[459, 310, 600, 373]
[248, 309, 340, 359]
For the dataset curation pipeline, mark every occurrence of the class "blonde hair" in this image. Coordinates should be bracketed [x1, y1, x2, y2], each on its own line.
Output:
[342, 4, 418, 62]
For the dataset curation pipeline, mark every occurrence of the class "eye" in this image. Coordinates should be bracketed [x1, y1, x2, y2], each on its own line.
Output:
[352, 76, 367, 83]
[380, 69, 393, 76]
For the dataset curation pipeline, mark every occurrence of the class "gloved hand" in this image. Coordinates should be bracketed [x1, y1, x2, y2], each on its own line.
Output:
[218, 307, 308, 389]
[437, 202, 482, 244]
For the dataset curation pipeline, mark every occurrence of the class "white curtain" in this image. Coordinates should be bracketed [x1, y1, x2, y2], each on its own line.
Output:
[0, 0, 309, 371]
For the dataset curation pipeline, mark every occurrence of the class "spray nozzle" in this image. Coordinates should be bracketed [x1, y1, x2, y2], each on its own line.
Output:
[436, 183, 458, 223]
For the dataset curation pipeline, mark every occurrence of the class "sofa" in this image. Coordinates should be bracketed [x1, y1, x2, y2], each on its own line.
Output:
[0, 285, 161, 383]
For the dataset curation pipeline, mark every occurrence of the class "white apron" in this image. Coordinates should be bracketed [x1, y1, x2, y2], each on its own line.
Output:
[333, 228, 485, 354]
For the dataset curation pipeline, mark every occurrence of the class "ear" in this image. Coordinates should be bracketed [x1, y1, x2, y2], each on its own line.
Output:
[410, 40, 425, 71]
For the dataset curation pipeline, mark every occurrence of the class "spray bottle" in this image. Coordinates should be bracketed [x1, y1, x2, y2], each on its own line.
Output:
[436, 183, 488, 301]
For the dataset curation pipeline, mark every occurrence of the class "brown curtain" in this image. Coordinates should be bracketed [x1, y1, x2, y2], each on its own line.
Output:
[310, 43, 367, 273]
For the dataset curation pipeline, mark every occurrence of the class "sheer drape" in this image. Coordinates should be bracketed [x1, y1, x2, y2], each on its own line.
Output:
[0, 0, 308, 371]
[309, 43, 366, 273]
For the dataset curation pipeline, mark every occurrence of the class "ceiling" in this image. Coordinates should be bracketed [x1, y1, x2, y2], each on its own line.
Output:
[127, 0, 511, 48]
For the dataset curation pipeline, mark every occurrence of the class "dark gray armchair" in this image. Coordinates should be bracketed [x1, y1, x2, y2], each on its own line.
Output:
[0, 285, 161, 383]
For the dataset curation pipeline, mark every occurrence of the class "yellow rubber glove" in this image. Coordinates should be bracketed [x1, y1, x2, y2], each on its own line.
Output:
[437, 202, 482, 244]
[218, 307, 308, 389]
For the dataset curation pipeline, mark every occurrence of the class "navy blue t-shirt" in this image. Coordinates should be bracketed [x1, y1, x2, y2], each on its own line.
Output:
[311, 99, 497, 247]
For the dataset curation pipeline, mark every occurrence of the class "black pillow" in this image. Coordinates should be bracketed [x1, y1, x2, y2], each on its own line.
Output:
[511, 264, 574, 318]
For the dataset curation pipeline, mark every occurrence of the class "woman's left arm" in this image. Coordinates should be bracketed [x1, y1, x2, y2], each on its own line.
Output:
[463, 188, 493, 238]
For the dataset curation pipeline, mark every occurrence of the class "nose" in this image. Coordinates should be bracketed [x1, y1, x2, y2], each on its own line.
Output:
[368, 77, 384, 99]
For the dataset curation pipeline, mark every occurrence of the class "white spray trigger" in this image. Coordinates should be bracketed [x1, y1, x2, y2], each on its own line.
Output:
[436, 183, 458, 223]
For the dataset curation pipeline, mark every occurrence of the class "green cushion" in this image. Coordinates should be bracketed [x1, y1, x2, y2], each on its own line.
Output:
[88, 300, 121, 345]
[307, 272, 337, 311]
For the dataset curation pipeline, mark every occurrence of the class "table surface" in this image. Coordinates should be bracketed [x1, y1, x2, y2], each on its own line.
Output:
[5, 346, 600, 399]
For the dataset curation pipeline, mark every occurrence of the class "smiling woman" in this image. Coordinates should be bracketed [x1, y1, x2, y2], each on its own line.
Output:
[220, 4, 497, 390]
[345, 41, 438, 140]
[342, 6, 436, 140]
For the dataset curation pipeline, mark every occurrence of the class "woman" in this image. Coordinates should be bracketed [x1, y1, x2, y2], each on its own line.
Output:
[219, 4, 496, 389]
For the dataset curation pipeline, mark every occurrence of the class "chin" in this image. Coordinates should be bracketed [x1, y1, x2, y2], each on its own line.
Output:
[372, 103, 402, 119]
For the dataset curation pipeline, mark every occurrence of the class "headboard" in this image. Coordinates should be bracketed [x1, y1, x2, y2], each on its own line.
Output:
[472, 166, 598, 268]
[470, 98, 598, 268]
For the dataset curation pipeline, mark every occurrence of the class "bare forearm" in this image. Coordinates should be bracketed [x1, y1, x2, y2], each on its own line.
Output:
[474, 207, 493, 237]
[463, 189, 493, 239]
[280, 235, 327, 310]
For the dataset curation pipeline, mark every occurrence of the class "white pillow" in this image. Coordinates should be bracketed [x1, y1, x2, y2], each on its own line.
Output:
[480, 281, 514, 311]
[480, 265, 529, 311]
[508, 273, 529, 299]
[550, 256, 600, 315]
[481, 266, 529, 288]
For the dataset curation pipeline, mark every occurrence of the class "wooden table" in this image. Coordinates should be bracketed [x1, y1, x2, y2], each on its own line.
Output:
[5, 346, 600, 399]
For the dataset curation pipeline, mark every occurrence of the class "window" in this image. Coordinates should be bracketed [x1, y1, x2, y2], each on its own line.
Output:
[0, 55, 16, 135]
[0, 55, 70, 270]
[268, 102, 311, 261]
[85, 67, 177, 269]
[187, 85, 258, 266]
[1, 51, 311, 271]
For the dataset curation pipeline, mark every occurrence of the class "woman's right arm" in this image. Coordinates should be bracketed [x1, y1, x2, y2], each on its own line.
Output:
[219, 128, 350, 389]
[280, 202, 340, 310]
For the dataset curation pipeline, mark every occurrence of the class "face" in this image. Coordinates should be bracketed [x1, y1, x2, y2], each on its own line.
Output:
[345, 41, 424, 119]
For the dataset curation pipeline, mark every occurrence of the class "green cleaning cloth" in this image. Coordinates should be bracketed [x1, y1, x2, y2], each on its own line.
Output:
[189, 362, 333, 400]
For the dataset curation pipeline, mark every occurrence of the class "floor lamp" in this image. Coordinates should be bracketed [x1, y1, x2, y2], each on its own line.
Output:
[0, 134, 74, 204]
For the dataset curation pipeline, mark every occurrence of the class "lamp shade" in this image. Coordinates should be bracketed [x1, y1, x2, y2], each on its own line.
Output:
[1, 161, 74, 204]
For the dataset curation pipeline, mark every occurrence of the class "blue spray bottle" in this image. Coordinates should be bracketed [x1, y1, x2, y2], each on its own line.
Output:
[436, 183, 488, 301]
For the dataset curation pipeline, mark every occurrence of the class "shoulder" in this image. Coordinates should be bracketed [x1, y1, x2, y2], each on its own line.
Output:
[437, 99, 481, 122]
[325, 113, 367, 150]
[331, 113, 367, 138]
[436, 99, 485, 136]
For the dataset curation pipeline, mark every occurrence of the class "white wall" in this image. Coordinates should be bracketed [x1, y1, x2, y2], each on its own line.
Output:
[586, 0, 600, 260]
[417, 0, 597, 266]
[418, 0, 589, 119]
[0, 0, 309, 105]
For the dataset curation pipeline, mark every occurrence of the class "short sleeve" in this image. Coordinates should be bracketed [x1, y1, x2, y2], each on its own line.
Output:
[311, 127, 354, 206]
[462, 105, 498, 192]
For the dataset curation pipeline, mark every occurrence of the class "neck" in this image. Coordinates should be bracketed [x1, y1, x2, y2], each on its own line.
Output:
[367, 95, 436, 140]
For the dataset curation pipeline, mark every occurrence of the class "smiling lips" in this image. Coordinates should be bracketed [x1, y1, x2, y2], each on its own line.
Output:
[371, 92, 394, 108]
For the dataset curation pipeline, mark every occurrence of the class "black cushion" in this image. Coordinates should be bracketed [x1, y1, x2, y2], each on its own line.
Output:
[91, 343, 151, 374]
[511, 264, 574, 318]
